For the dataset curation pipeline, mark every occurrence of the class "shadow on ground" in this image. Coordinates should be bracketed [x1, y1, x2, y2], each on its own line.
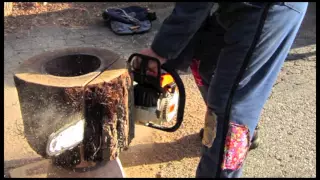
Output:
[119, 133, 202, 167]
[120, 134, 201, 167]
[4, 157, 44, 176]
[286, 51, 316, 61]
[4, 133, 202, 174]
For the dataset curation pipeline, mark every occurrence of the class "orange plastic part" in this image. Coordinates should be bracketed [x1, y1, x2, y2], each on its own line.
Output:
[160, 73, 174, 87]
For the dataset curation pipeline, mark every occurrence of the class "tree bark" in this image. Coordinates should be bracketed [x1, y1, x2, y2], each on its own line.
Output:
[84, 69, 133, 161]
[4, 2, 13, 16]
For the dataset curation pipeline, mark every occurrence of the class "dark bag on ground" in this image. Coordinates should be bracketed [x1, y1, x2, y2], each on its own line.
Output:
[102, 6, 157, 35]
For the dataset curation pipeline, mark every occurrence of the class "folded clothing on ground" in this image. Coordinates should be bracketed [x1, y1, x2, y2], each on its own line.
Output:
[102, 6, 157, 35]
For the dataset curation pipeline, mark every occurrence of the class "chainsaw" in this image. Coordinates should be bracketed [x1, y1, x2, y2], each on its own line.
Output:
[8, 53, 185, 178]
[127, 53, 186, 132]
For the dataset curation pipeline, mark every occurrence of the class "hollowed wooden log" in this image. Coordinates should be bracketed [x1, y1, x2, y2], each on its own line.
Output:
[14, 47, 134, 168]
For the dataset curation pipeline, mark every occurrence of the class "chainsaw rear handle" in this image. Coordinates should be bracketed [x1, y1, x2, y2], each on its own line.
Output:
[127, 53, 186, 132]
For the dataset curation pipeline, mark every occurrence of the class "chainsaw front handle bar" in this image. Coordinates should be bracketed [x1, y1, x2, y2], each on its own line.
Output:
[149, 63, 186, 132]
[127, 53, 186, 132]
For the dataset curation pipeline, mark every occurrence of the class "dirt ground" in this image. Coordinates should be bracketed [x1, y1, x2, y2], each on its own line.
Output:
[4, 2, 172, 35]
[4, 2, 316, 178]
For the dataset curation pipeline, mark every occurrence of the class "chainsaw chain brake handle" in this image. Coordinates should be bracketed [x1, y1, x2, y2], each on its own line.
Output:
[127, 53, 186, 132]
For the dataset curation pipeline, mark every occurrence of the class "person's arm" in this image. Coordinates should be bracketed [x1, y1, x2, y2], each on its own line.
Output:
[151, 2, 215, 60]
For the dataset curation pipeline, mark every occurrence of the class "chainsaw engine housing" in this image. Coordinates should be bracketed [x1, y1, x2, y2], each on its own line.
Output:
[133, 73, 179, 125]
[127, 53, 186, 132]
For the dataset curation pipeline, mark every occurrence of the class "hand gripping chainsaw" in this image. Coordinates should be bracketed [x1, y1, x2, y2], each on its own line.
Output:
[127, 53, 186, 132]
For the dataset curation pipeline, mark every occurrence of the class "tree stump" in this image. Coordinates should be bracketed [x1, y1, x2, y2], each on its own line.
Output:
[4, 2, 13, 16]
[14, 47, 134, 168]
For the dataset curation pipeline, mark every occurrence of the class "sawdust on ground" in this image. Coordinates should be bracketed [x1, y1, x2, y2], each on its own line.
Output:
[119, 75, 206, 178]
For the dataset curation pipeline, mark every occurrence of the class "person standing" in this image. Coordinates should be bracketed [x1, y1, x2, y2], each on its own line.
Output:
[136, 2, 308, 178]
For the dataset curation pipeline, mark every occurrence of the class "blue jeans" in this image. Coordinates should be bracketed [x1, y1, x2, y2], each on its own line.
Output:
[189, 2, 308, 178]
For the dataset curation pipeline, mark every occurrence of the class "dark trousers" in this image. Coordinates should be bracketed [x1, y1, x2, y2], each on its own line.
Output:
[188, 2, 308, 178]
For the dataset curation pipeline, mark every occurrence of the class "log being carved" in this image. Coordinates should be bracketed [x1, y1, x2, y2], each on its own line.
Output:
[83, 70, 133, 162]
[14, 47, 134, 168]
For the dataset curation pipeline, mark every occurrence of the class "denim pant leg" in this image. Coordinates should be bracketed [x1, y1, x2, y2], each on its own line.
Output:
[196, 2, 308, 178]
[190, 13, 226, 103]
